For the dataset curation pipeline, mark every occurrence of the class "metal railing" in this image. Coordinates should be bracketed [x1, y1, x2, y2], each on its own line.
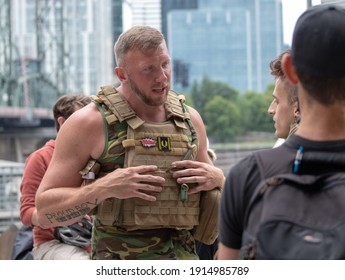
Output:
[0, 160, 23, 233]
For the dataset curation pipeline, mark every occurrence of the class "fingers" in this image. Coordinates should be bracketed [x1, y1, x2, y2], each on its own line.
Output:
[130, 182, 163, 201]
[131, 165, 160, 173]
[171, 164, 207, 180]
[139, 173, 165, 185]
[134, 190, 158, 201]
[171, 160, 203, 169]
[137, 183, 163, 193]
[176, 175, 205, 185]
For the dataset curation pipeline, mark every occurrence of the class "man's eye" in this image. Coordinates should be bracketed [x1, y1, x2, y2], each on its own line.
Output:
[162, 62, 170, 69]
[144, 66, 153, 72]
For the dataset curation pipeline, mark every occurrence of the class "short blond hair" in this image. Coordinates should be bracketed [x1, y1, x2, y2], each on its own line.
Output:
[114, 26, 165, 66]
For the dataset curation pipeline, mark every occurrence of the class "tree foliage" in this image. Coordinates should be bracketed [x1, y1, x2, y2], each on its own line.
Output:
[189, 77, 275, 142]
[204, 96, 240, 142]
[238, 88, 274, 133]
[190, 75, 239, 118]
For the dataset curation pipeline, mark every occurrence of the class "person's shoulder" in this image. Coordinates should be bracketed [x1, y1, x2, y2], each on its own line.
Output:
[228, 152, 258, 177]
[66, 102, 102, 128]
[252, 144, 298, 179]
[185, 105, 203, 124]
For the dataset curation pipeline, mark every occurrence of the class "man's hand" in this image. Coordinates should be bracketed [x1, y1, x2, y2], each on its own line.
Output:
[99, 165, 165, 201]
[171, 160, 225, 194]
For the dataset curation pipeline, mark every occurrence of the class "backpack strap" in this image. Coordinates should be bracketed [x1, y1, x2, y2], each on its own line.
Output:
[253, 151, 266, 182]
[302, 151, 345, 165]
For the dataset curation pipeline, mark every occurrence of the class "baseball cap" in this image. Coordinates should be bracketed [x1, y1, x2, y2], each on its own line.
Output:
[291, 4, 345, 78]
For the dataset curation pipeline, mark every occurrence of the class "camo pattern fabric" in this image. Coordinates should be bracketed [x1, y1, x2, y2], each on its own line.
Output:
[91, 218, 198, 260]
[90, 88, 199, 259]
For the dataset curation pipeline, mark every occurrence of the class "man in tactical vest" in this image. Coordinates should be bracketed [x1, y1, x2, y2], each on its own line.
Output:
[36, 26, 225, 260]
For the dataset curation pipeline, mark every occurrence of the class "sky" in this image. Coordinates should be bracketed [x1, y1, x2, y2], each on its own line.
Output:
[282, 0, 322, 45]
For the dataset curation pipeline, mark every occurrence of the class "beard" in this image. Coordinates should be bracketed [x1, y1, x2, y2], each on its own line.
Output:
[127, 75, 169, 107]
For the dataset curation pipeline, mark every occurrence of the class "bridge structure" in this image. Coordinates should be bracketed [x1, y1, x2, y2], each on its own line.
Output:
[0, 0, 65, 162]
[0, 106, 55, 163]
[0, 106, 55, 235]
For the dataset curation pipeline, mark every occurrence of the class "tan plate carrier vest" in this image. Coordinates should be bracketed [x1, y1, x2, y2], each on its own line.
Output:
[88, 85, 200, 231]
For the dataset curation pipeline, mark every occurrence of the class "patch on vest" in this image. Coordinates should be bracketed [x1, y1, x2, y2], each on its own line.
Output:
[157, 136, 171, 151]
[140, 137, 157, 148]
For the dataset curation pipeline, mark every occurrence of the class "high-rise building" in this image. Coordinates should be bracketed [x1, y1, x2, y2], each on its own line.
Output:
[131, 0, 161, 30]
[7, 0, 121, 107]
[168, 0, 284, 94]
[161, 0, 198, 44]
[321, 0, 345, 7]
[112, 0, 123, 68]
[60, 0, 120, 95]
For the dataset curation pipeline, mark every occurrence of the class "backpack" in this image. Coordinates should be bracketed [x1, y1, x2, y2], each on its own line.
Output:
[240, 147, 345, 260]
[11, 225, 33, 260]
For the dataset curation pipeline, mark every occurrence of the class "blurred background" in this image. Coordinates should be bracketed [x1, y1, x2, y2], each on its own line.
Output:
[0, 0, 343, 233]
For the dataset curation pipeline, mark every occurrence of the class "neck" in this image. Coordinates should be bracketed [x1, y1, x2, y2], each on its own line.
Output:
[117, 86, 167, 122]
[296, 102, 345, 141]
[138, 105, 167, 122]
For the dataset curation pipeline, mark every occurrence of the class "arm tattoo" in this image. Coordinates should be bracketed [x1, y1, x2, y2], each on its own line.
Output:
[45, 199, 98, 224]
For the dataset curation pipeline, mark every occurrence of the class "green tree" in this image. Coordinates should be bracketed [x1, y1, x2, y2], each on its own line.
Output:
[239, 88, 274, 133]
[204, 95, 241, 142]
[190, 75, 239, 119]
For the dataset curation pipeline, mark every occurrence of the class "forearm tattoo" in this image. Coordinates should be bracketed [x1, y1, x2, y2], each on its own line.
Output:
[45, 200, 98, 224]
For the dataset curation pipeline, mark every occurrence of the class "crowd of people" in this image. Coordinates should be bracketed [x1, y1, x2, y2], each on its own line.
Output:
[13, 4, 345, 260]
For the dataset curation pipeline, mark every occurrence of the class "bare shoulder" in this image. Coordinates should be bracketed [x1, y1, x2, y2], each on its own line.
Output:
[186, 105, 206, 136]
[69, 102, 103, 127]
[56, 102, 104, 159]
[186, 105, 204, 125]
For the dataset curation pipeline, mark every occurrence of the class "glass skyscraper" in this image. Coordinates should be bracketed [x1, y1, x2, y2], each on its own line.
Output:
[167, 0, 284, 94]
[9, 0, 121, 101]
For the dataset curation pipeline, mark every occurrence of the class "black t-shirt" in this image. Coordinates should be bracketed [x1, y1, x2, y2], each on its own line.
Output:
[219, 134, 345, 250]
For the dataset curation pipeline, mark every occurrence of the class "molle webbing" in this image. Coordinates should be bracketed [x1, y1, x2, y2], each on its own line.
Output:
[118, 120, 199, 230]
[92, 85, 199, 230]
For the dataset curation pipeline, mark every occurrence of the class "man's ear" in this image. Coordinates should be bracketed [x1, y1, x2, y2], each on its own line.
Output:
[115, 67, 127, 83]
[57, 116, 65, 127]
[294, 103, 301, 123]
[282, 53, 299, 85]
[294, 103, 300, 116]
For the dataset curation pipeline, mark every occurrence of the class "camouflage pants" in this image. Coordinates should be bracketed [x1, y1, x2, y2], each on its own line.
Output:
[91, 218, 199, 260]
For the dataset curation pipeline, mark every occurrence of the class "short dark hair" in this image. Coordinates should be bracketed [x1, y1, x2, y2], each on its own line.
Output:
[53, 94, 91, 132]
[291, 5, 345, 105]
[270, 49, 298, 104]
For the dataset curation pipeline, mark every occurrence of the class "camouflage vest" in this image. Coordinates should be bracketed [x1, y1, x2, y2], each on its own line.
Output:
[88, 85, 200, 230]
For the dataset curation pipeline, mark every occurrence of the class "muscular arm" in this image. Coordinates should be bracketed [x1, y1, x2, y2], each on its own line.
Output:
[36, 103, 165, 228]
[171, 106, 225, 193]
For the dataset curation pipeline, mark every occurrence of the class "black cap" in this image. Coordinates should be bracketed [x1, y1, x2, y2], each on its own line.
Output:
[291, 4, 345, 78]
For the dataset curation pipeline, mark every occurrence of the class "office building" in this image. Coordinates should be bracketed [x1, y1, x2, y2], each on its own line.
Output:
[131, 0, 161, 30]
[321, 0, 345, 7]
[168, 0, 284, 94]
[9, 0, 121, 104]
[161, 0, 198, 44]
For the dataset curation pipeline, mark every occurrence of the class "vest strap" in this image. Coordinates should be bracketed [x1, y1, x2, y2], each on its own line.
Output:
[122, 139, 135, 148]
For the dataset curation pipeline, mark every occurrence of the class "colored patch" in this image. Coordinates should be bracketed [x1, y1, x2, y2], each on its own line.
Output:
[157, 136, 171, 151]
[140, 137, 157, 148]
